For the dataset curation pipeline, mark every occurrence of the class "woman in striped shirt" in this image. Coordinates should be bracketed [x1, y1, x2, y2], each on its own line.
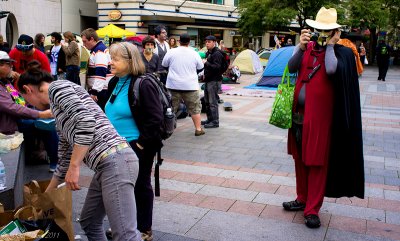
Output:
[18, 64, 142, 241]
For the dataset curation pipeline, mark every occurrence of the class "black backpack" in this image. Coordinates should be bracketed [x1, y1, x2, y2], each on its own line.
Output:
[133, 73, 176, 140]
[217, 49, 229, 75]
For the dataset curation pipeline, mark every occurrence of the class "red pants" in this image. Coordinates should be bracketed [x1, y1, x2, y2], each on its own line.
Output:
[294, 158, 328, 216]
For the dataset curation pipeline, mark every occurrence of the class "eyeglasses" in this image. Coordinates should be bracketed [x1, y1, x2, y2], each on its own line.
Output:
[16, 44, 34, 51]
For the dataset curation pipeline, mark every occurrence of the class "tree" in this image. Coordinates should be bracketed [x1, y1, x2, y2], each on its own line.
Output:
[237, 0, 340, 37]
[345, 0, 399, 64]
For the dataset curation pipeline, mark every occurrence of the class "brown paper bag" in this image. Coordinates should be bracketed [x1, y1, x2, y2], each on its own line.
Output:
[23, 180, 74, 241]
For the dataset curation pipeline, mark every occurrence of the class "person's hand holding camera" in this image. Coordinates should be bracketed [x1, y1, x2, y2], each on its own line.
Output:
[300, 29, 311, 51]
[328, 30, 341, 45]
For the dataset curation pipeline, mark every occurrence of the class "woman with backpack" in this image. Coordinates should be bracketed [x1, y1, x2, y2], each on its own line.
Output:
[105, 42, 164, 241]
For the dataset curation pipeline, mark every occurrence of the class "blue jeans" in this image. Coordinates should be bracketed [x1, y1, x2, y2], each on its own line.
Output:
[204, 80, 219, 123]
[79, 148, 142, 241]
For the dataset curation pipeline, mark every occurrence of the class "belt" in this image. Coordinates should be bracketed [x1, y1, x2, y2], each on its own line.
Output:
[293, 113, 304, 125]
[100, 142, 130, 161]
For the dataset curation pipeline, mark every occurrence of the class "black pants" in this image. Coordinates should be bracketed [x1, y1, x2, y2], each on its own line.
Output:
[204, 80, 219, 123]
[66, 65, 80, 85]
[377, 57, 389, 80]
[96, 89, 109, 111]
[130, 140, 157, 233]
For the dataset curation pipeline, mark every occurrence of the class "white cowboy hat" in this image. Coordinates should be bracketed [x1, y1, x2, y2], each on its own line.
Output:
[306, 7, 341, 30]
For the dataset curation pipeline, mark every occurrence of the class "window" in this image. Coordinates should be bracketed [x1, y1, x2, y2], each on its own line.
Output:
[190, 0, 224, 5]
[234, 0, 239, 6]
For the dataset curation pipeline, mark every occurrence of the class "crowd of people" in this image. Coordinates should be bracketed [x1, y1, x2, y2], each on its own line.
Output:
[0, 7, 396, 238]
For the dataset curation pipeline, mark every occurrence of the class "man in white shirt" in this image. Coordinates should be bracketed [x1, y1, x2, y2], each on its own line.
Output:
[162, 33, 205, 136]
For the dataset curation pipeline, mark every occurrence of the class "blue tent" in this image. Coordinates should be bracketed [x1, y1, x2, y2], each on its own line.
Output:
[256, 46, 295, 87]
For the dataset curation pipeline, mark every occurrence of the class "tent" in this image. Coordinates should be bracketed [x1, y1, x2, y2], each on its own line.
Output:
[256, 46, 295, 87]
[96, 24, 135, 38]
[232, 49, 263, 74]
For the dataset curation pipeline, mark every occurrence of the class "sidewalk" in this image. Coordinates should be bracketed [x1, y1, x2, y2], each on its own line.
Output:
[25, 65, 400, 241]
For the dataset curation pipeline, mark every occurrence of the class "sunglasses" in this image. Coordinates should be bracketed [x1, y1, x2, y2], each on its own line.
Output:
[16, 43, 34, 51]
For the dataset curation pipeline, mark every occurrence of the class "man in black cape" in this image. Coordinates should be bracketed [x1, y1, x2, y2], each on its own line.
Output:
[325, 44, 364, 198]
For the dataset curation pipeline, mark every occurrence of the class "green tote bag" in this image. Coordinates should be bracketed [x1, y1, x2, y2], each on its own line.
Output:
[269, 65, 296, 129]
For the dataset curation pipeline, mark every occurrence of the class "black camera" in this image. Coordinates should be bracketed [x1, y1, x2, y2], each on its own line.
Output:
[310, 31, 319, 42]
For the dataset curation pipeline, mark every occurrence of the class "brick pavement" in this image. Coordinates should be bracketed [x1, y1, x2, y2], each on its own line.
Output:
[25, 66, 400, 240]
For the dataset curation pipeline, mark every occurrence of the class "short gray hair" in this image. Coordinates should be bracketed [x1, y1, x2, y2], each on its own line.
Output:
[109, 42, 146, 76]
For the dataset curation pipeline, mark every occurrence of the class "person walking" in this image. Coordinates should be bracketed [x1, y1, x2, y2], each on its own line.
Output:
[376, 39, 391, 81]
[140, 36, 160, 74]
[62, 31, 81, 85]
[359, 42, 366, 65]
[162, 33, 205, 136]
[18, 65, 142, 241]
[202, 35, 225, 128]
[47, 32, 66, 80]
[105, 42, 163, 241]
[81, 28, 113, 110]
[154, 25, 169, 84]
[34, 33, 45, 53]
[283, 7, 364, 228]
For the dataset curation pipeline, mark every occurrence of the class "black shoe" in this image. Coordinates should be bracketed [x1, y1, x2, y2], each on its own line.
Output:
[106, 228, 112, 240]
[282, 200, 306, 211]
[305, 215, 321, 228]
[204, 122, 219, 128]
[382, 78, 385, 81]
[218, 99, 224, 104]
[201, 120, 210, 125]
[378, 76, 382, 80]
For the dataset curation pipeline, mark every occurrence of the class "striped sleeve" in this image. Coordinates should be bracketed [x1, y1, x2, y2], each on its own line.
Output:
[53, 131, 73, 181]
[49, 82, 96, 146]
[91, 50, 111, 92]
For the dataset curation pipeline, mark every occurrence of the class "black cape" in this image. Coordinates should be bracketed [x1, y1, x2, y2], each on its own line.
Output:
[325, 44, 365, 198]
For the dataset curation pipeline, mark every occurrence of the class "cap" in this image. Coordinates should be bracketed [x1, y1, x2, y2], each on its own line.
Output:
[179, 33, 191, 44]
[16, 34, 34, 51]
[205, 35, 217, 41]
[0, 51, 15, 62]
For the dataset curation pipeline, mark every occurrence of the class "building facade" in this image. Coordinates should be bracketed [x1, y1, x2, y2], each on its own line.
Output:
[97, 0, 240, 49]
[0, 0, 97, 47]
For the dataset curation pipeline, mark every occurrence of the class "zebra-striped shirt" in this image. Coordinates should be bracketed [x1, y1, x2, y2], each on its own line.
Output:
[49, 80, 127, 181]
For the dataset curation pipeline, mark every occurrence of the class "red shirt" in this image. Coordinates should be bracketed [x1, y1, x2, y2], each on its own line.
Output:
[9, 48, 51, 74]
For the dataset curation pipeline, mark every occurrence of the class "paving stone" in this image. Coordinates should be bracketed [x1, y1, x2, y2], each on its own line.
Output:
[384, 177, 400, 186]
[275, 185, 297, 196]
[259, 204, 295, 222]
[325, 229, 396, 241]
[384, 190, 400, 201]
[365, 174, 385, 184]
[365, 187, 385, 199]
[195, 175, 226, 186]
[158, 179, 204, 194]
[366, 220, 400, 241]
[253, 192, 292, 206]
[365, 155, 385, 163]
[153, 201, 208, 235]
[247, 182, 280, 194]
[321, 202, 385, 222]
[328, 215, 367, 234]
[197, 196, 236, 212]
[155, 189, 181, 202]
[170, 192, 207, 207]
[221, 179, 253, 190]
[187, 210, 326, 241]
[370, 168, 399, 177]
[268, 176, 296, 186]
[335, 197, 369, 207]
[253, 162, 281, 171]
[158, 233, 202, 241]
[228, 200, 266, 217]
[197, 185, 258, 202]
[217, 169, 271, 182]
[386, 211, 400, 225]
[162, 162, 223, 176]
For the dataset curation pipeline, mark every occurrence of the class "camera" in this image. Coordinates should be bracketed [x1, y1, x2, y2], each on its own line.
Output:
[310, 31, 319, 42]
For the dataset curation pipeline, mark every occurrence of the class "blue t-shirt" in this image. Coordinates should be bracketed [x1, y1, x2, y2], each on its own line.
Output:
[105, 75, 139, 142]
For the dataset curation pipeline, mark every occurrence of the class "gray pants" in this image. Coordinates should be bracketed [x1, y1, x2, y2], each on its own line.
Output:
[204, 80, 220, 123]
[79, 148, 142, 241]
